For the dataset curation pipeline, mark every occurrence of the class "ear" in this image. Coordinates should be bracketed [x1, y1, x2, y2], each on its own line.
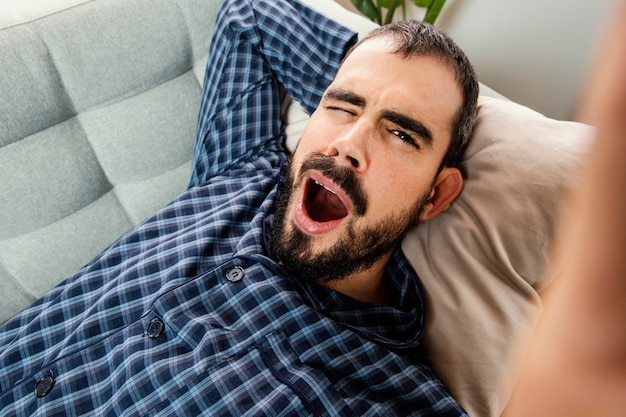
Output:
[418, 166, 464, 222]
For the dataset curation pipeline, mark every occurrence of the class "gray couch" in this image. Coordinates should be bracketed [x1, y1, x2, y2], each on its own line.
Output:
[0, 0, 220, 323]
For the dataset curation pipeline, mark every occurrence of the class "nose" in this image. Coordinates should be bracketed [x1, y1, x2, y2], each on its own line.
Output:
[326, 125, 369, 172]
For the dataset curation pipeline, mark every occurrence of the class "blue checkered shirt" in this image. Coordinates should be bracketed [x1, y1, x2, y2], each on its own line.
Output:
[0, 0, 467, 415]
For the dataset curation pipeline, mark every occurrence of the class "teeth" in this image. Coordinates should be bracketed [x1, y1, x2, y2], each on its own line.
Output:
[314, 180, 336, 195]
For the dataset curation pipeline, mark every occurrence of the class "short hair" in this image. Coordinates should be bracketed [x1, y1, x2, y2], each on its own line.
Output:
[344, 21, 479, 169]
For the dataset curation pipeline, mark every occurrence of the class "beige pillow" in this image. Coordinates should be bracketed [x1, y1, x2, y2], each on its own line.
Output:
[285, 93, 593, 416]
[403, 96, 593, 416]
[291, 1, 595, 415]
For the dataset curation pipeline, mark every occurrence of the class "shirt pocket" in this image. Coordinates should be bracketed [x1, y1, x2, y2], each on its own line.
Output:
[143, 331, 354, 417]
[257, 331, 356, 417]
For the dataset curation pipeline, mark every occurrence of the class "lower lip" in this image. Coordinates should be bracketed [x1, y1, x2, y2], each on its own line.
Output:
[293, 190, 346, 235]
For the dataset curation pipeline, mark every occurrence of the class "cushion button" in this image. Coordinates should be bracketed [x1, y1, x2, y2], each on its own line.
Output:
[34, 375, 55, 397]
[225, 266, 245, 282]
[147, 317, 165, 338]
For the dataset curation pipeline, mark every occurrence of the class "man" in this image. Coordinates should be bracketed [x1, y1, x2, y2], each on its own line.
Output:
[0, 0, 478, 415]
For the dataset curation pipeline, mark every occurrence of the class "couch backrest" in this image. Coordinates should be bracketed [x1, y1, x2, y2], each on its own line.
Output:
[0, 0, 221, 323]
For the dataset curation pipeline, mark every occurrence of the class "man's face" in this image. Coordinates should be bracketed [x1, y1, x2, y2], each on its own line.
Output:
[271, 38, 462, 284]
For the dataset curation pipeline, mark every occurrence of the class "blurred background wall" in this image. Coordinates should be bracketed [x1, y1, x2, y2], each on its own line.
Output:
[335, 0, 615, 121]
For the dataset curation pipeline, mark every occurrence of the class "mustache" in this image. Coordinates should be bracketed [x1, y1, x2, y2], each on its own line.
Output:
[298, 153, 367, 216]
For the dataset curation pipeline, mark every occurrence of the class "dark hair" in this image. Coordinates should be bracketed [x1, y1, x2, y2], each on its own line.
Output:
[344, 20, 479, 169]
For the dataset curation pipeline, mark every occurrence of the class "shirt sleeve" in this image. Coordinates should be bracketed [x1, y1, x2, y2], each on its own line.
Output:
[188, 0, 358, 188]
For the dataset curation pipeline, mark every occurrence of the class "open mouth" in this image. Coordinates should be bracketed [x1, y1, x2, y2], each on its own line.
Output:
[305, 179, 349, 222]
[294, 172, 352, 235]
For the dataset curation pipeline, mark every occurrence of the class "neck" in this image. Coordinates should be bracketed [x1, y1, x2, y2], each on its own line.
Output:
[317, 253, 392, 305]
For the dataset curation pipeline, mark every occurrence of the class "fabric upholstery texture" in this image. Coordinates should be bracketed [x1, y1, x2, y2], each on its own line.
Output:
[0, 0, 220, 321]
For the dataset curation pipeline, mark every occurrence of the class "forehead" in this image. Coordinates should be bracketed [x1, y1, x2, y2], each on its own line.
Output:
[331, 38, 462, 150]
[336, 37, 460, 94]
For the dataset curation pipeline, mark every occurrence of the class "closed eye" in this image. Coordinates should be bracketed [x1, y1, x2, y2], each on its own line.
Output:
[326, 105, 355, 115]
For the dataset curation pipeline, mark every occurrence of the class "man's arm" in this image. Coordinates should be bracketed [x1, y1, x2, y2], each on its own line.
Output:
[504, 1, 626, 414]
[188, 0, 357, 188]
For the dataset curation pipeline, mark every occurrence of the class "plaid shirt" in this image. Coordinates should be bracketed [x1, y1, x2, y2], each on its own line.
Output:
[0, 0, 466, 415]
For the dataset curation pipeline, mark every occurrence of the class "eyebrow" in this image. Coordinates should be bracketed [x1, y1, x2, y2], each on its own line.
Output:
[323, 88, 434, 148]
[381, 109, 434, 148]
[324, 88, 366, 107]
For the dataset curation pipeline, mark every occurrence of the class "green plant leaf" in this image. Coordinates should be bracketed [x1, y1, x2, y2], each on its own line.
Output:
[383, 5, 396, 24]
[423, 0, 446, 24]
[411, 0, 433, 7]
[378, 0, 402, 9]
[350, 0, 382, 23]
[379, 0, 403, 24]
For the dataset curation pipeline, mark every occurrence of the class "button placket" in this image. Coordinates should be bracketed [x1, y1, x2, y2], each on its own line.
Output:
[147, 317, 165, 339]
[225, 266, 245, 282]
[34, 374, 55, 398]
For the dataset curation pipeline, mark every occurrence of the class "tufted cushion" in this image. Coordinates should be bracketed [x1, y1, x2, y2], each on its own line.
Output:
[0, 0, 221, 322]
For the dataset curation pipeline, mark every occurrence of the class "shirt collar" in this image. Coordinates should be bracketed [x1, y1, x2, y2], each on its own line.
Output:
[262, 191, 425, 351]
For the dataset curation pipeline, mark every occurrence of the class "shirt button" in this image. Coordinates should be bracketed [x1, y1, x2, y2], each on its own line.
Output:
[225, 266, 245, 282]
[34, 375, 55, 397]
[147, 317, 165, 338]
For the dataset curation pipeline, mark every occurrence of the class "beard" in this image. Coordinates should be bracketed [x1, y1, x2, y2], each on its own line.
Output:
[270, 153, 432, 284]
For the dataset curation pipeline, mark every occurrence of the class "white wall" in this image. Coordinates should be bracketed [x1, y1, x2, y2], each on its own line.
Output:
[336, 0, 615, 121]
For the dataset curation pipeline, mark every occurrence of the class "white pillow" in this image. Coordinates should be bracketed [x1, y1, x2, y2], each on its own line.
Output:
[402, 95, 593, 416]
